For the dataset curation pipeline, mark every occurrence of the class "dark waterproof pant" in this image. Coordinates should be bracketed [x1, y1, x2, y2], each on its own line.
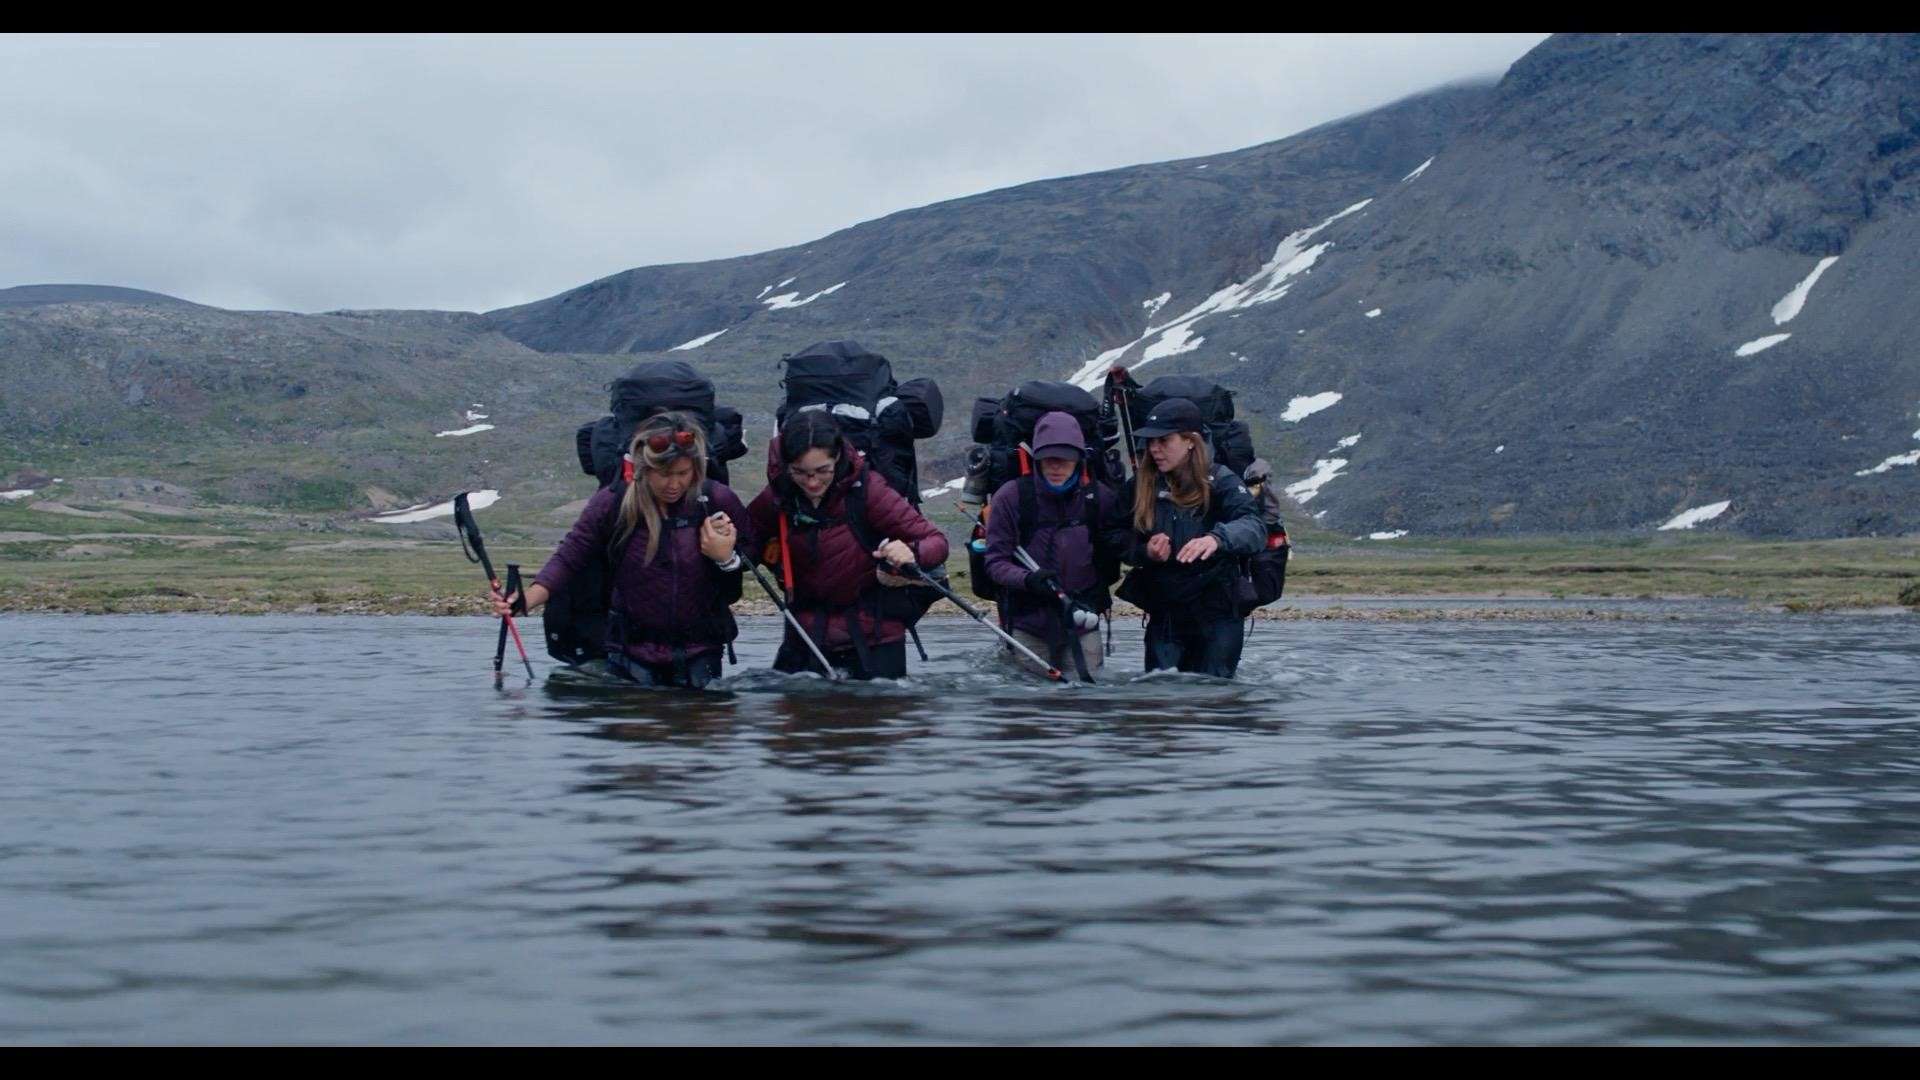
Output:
[774, 635, 908, 680]
[1143, 612, 1244, 678]
[607, 649, 725, 690]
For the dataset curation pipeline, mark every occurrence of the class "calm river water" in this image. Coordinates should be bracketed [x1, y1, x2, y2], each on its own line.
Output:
[3, 605, 1918, 1044]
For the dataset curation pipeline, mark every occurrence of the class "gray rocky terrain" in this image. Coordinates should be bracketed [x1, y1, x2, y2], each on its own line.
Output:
[4, 34, 1915, 539]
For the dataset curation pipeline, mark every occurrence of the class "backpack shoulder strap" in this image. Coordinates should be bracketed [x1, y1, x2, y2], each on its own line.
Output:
[842, 477, 878, 553]
[1016, 475, 1039, 549]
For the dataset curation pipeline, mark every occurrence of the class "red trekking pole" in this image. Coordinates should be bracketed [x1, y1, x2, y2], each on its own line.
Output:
[454, 492, 536, 683]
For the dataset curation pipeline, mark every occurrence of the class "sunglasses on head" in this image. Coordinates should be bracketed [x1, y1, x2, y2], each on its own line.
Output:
[641, 428, 698, 455]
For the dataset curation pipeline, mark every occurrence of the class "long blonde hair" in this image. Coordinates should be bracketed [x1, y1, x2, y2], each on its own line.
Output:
[1132, 433, 1211, 533]
[612, 411, 708, 565]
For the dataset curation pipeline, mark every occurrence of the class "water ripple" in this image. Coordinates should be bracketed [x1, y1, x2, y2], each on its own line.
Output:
[3, 610, 1919, 1043]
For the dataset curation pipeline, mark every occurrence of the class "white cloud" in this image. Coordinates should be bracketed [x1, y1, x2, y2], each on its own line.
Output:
[0, 34, 1544, 312]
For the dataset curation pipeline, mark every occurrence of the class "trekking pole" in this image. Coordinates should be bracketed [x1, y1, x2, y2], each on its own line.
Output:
[1106, 366, 1139, 480]
[496, 562, 527, 672]
[885, 555, 1066, 682]
[745, 558, 843, 682]
[453, 492, 536, 683]
[1011, 546, 1096, 683]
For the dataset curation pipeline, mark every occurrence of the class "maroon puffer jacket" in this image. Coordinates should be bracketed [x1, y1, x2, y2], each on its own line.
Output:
[747, 437, 949, 649]
[534, 481, 755, 665]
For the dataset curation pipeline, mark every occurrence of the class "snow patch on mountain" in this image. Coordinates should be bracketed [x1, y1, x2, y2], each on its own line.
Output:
[1736, 333, 1792, 357]
[1772, 256, 1840, 326]
[1658, 500, 1731, 530]
[373, 490, 499, 525]
[920, 477, 965, 500]
[1067, 198, 1372, 388]
[1285, 458, 1348, 503]
[1856, 451, 1920, 476]
[671, 329, 729, 351]
[763, 282, 846, 311]
[1140, 325, 1203, 366]
[1281, 392, 1343, 423]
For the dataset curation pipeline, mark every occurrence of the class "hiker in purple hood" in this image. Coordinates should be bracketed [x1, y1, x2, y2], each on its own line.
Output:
[492, 412, 754, 689]
[982, 411, 1131, 679]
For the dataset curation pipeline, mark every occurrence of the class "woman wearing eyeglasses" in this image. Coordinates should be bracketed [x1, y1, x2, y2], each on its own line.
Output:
[492, 412, 755, 689]
[747, 409, 950, 680]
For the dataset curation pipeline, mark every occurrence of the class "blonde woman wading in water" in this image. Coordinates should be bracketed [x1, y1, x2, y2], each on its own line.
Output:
[494, 412, 755, 689]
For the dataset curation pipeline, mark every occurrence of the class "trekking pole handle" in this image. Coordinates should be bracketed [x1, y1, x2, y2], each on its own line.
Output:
[453, 492, 497, 582]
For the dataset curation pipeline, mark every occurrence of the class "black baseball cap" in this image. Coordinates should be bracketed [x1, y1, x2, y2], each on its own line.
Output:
[1133, 397, 1204, 439]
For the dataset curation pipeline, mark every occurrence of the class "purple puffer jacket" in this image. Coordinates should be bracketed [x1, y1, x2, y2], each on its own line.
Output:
[984, 475, 1127, 638]
[747, 437, 949, 650]
[534, 480, 755, 665]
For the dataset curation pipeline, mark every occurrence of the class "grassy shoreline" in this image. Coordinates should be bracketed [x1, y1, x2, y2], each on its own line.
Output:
[5, 527, 1916, 618]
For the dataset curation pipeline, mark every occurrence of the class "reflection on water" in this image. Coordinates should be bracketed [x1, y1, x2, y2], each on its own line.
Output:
[2, 609, 1919, 1044]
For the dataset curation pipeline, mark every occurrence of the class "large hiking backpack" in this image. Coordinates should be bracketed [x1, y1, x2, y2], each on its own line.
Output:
[960, 380, 1122, 602]
[1125, 375, 1256, 477]
[960, 380, 1116, 508]
[776, 340, 942, 504]
[574, 359, 748, 488]
[547, 360, 748, 666]
[1239, 461, 1290, 615]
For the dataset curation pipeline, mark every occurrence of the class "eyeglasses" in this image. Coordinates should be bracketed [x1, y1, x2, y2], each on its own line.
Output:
[787, 461, 837, 482]
[643, 429, 698, 454]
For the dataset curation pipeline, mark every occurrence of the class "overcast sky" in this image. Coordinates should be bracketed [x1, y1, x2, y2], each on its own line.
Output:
[2, 33, 1547, 313]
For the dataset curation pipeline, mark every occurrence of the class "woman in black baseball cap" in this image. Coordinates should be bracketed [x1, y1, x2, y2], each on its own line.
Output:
[1116, 397, 1266, 678]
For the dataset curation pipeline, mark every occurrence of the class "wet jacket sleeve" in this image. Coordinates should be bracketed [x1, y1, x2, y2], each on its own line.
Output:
[865, 476, 950, 568]
[711, 484, 757, 569]
[707, 484, 755, 605]
[982, 481, 1030, 591]
[1207, 468, 1266, 556]
[534, 485, 622, 595]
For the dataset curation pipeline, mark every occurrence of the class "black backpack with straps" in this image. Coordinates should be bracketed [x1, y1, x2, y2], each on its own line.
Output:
[1126, 374, 1256, 476]
[575, 360, 748, 487]
[776, 340, 944, 505]
[962, 380, 1118, 511]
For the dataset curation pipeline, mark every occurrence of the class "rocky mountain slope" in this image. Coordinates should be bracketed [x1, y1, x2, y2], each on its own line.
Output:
[5, 34, 1916, 539]
[488, 34, 1920, 538]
